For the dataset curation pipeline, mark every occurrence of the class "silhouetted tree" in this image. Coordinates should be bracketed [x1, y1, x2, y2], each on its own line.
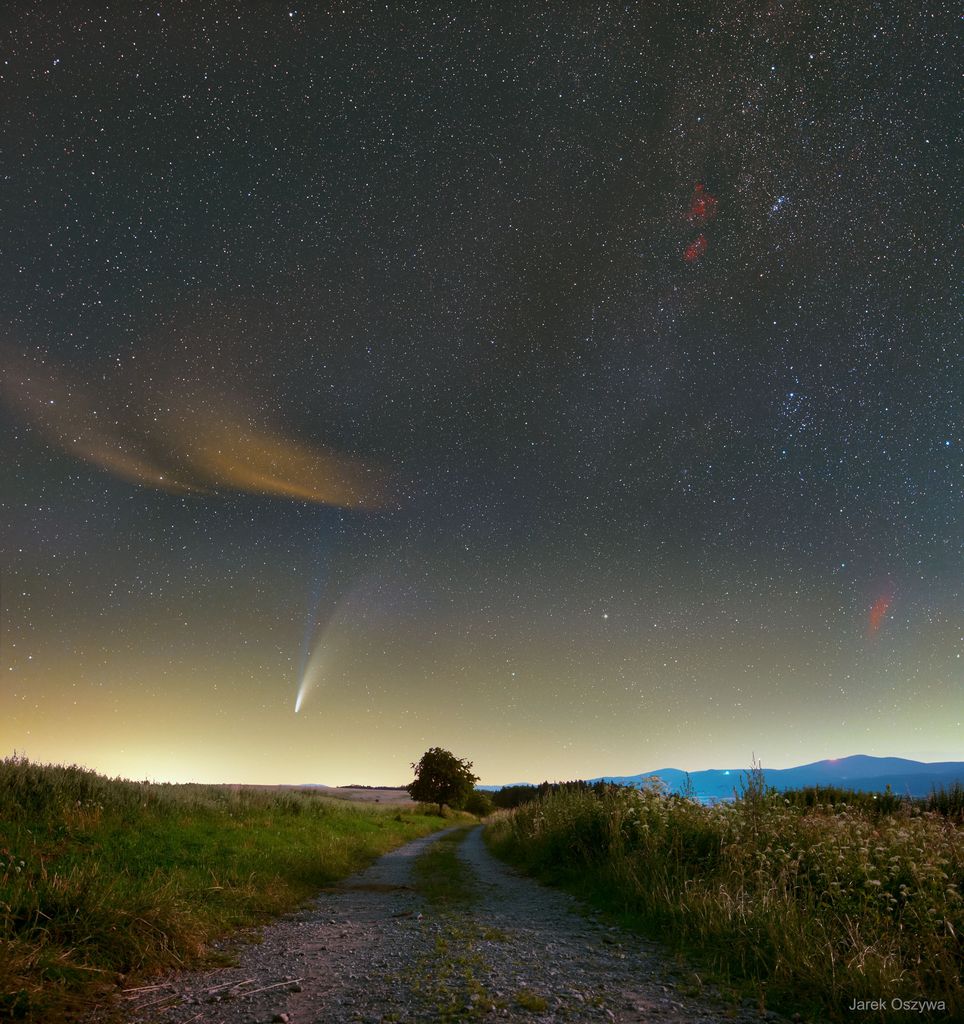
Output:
[407, 747, 479, 814]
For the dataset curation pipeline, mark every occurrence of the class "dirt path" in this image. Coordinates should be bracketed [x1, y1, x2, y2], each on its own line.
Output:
[119, 826, 786, 1023]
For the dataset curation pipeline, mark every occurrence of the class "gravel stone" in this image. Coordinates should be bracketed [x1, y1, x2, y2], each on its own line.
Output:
[115, 826, 792, 1023]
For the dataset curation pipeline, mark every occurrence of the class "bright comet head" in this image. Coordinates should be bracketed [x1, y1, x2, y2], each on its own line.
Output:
[294, 642, 325, 714]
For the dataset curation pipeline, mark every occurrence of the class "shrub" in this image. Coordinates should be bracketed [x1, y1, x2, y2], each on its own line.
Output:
[463, 790, 495, 817]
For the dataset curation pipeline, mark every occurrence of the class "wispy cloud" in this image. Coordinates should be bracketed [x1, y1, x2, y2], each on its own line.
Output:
[1, 342, 392, 510]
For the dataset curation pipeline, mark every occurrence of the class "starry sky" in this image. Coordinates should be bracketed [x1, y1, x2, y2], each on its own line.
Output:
[1, 3, 960, 786]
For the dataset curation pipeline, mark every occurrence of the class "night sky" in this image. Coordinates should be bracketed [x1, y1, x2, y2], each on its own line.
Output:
[1, 3, 960, 786]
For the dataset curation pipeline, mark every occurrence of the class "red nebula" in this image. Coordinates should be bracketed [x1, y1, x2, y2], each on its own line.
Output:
[683, 234, 708, 262]
[687, 182, 718, 225]
[868, 593, 893, 636]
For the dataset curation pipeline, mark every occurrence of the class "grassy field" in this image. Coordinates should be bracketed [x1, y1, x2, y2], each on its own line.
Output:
[0, 755, 444, 1021]
[485, 775, 963, 1022]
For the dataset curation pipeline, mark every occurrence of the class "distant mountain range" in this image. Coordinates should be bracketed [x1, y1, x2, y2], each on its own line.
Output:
[481, 755, 963, 801]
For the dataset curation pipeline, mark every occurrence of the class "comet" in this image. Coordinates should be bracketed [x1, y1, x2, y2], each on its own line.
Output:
[294, 639, 325, 713]
[294, 606, 327, 714]
[290, 537, 368, 714]
[293, 554, 336, 713]
[294, 653, 317, 713]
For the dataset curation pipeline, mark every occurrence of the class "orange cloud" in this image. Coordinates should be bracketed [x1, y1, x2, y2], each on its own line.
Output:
[1, 342, 391, 510]
[177, 415, 388, 510]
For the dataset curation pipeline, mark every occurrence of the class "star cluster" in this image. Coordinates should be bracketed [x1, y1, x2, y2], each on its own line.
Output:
[1, 3, 959, 784]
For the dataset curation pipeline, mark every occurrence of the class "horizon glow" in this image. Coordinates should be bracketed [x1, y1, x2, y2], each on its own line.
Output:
[1, 6, 959, 787]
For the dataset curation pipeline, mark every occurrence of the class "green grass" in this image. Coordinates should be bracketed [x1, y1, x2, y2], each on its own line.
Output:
[485, 776, 963, 1022]
[513, 988, 548, 1012]
[408, 826, 514, 1021]
[407, 826, 553, 1019]
[412, 826, 478, 908]
[0, 755, 445, 1022]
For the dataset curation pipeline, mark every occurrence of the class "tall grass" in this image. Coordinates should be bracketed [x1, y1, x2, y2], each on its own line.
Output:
[0, 755, 443, 1021]
[486, 776, 962, 1021]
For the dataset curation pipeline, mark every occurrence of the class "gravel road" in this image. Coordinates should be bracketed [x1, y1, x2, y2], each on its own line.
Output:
[118, 826, 789, 1024]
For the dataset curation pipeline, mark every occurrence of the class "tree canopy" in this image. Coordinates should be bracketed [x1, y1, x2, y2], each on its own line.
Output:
[407, 747, 479, 814]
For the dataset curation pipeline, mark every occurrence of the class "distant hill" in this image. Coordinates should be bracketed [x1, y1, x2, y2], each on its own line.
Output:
[481, 756, 963, 801]
[602, 755, 964, 800]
